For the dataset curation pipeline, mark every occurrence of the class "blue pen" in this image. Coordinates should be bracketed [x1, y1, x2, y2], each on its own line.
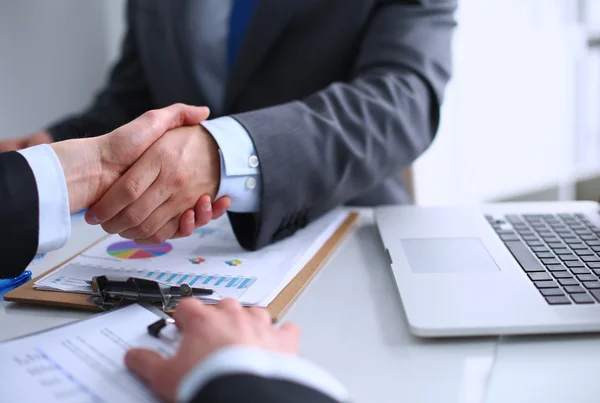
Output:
[0, 270, 32, 296]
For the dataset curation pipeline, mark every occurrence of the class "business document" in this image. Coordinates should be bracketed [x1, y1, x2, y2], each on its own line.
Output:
[34, 210, 347, 306]
[0, 304, 175, 403]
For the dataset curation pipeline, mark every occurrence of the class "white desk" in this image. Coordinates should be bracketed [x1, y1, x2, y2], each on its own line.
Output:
[0, 210, 497, 403]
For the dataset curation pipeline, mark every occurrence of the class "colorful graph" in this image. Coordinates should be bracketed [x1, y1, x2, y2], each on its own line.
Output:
[225, 259, 242, 266]
[107, 241, 173, 259]
[189, 257, 205, 264]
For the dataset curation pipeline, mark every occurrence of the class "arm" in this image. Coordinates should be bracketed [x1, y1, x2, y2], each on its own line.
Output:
[230, 0, 456, 249]
[184, 347, 346, 403]
[125, 299, 348, 403]
[1, 105, 214, 278]
[47, 1, 153, 141]
[0, 152, 40, 278]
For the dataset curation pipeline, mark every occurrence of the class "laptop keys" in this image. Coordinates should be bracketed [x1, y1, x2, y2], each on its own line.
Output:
[504, 241, 546, 272]
[570, 293, 595, 304]
[545, 296, 572, 305]
[488, 213, 600, 305]
[540, 288, 565, 297]
[564, 285, 585, 294]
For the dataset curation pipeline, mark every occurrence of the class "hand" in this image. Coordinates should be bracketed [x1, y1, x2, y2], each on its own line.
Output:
[0, 130, 53, 152]
[51, 104, 211, 214]
[85, 124, 222, 245]
[125, 298, 301, 403]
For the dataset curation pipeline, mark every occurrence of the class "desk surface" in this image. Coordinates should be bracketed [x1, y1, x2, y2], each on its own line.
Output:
[0, 210, 497, 403]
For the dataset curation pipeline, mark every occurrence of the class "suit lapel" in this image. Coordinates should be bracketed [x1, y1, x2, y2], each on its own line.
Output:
[224, 0, 304, 111]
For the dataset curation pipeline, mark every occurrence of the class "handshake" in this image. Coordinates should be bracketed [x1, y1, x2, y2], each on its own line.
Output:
[48, 104, 230, 243]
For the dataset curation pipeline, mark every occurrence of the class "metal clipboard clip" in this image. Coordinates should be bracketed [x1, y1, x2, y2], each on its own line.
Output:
[87, 275, 214, 311]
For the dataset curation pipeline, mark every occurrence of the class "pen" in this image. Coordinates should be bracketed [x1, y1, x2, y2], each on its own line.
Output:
[0, 270, 32, 295]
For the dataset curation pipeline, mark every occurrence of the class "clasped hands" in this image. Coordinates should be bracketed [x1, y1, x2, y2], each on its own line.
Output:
[51, 104, 230, 243]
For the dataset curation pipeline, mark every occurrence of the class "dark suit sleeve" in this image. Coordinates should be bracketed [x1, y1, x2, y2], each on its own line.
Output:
[229, 0, 456, 250]
[191, 374, 341, 403]
[47, 1, 153, 141]
[0, 152, 39, 278]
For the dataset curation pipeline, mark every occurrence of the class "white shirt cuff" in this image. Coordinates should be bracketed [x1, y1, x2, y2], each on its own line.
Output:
[178, 346, 349, 403]
[202, 117, 261, 212]
[18, 144, 71, 253]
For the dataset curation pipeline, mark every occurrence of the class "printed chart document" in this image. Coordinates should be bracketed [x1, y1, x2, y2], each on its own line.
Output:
[34, 210, 348, 306]
[0, 304, 176, 403]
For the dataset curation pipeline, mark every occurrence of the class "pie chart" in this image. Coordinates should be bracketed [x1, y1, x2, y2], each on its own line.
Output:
[107, 240, 173, 259]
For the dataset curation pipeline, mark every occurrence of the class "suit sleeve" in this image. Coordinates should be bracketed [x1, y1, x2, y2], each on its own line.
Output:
[229, 0, 456, 250]
[190, 375, 341, 403]
[47, 1, 153, 141]
[0, 152, 39, 278]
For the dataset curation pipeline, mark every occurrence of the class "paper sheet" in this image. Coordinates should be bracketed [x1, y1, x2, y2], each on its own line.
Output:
[34, 210, 348, 306]
[0, 304, 176, 403]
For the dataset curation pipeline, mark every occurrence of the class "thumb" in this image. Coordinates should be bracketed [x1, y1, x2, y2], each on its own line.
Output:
[103, 104, 211, 153]
[125, 348, 166, 385]
[132, 104, 211, 147]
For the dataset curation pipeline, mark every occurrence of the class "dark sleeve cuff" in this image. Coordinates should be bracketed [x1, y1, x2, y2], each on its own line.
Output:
[0, 152, 39, 278]
[191, 374, 342, 403]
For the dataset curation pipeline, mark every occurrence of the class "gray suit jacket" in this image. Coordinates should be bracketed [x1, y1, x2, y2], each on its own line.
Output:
[49, 0, 456, 250]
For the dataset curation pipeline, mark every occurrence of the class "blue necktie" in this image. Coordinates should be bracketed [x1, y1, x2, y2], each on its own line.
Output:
[228, 0, 260, 71]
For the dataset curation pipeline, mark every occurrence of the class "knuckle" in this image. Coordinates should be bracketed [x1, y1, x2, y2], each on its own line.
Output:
[123, 178, 143, 201]
[143, 109, 162, 123]
[123, 209, 143, 227]
[169, 171, 188, 188]
[135, 222, 154, 239]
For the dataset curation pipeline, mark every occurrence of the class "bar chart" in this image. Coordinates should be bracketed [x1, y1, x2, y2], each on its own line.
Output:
[36, 262, 257, 301]
[144, 271, 256, 299]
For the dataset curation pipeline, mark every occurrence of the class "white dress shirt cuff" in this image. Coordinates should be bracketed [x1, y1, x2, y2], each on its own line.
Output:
[178, 346, 349, 403]
[18, 144, 71, 253]
[202, 117, 261, 212]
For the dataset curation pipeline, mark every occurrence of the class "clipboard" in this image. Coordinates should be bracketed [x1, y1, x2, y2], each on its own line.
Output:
[5, 212, 359, 321]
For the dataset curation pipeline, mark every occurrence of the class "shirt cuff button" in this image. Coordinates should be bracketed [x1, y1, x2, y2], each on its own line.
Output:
[248, 155, 259, 168]
[245, 177, 257, 190]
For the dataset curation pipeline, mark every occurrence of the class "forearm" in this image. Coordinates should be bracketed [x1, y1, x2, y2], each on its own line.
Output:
[230, 1, 456, 250]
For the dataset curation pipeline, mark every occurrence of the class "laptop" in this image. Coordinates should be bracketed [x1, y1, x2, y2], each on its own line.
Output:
[375, 201, 600, 337]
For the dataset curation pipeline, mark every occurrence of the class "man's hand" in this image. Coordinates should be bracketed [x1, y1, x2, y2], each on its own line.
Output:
[85, 124, 222, 245]
[52, 104, 211, 213]
[125, 298, 301, 403]
[0, 131, 53, 152]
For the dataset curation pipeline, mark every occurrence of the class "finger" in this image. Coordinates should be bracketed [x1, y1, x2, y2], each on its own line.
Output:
[125, 348, 167, 385]
[215, 298, 243, 313]
[102, 178, 171, 234]
[119, 197, 183, 240]
[173, 297, 210, 331]
[247, 307, 272, 326]
[86, 151, 161, 225]
[118, 104, 210, 150]
[278, 322, 301, 354]
[133, 215, 180, 246]
[86, 104, 210, 225]
[210, 197, 231, 220]
[193, 195, 213, 228]
[167, 210, 197, 240]
[175, 210, 196, 238]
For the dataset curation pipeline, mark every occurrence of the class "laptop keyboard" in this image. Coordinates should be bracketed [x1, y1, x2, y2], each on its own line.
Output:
[486, 213, 600, 306]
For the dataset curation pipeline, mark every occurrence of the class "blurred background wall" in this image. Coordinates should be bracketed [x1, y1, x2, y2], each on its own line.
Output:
[1, 0, 600, 205]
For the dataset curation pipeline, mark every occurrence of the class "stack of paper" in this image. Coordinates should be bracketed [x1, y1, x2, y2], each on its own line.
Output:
[34, 210, 348, 307]
[0, 304, 178, 402]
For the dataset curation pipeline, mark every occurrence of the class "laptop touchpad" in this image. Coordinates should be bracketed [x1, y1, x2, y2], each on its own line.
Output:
[401, 238, 499, 273]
